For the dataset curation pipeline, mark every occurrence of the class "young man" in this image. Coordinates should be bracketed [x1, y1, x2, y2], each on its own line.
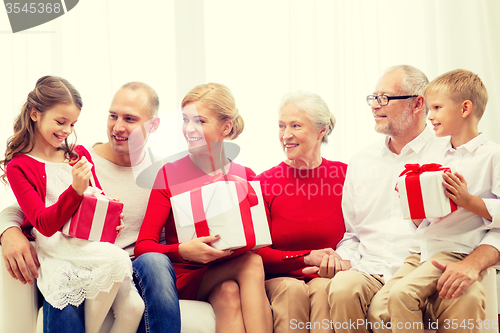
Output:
[324, 65, 500, 333]
[0, 82, 181, 333]
[374, 69, 500, 333]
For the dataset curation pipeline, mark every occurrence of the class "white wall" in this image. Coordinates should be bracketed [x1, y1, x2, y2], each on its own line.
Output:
[1, 0, 500, 212]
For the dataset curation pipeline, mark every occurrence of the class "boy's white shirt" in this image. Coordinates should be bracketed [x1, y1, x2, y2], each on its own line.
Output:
[409, 133, 500, 261]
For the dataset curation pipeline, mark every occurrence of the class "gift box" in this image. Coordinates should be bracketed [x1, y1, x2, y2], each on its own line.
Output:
[397, 163, 457, 220]
[62, 187, 124, 243]
[172, 178, 272, 251]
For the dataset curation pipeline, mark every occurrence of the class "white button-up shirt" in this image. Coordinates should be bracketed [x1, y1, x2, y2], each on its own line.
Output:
[409, 133, 500, 261]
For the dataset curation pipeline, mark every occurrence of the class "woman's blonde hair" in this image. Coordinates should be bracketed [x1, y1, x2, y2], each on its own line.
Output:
[1, 76, 82, 184]
[181, 83, 244, 140]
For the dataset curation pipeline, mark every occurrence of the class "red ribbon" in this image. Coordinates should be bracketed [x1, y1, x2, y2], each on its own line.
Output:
[399, 163, 457, 219]
[189, 174, 258, 249]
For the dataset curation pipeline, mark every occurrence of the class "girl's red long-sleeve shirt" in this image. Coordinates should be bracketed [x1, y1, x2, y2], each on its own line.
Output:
[6, 145, 99, 239]
[135, 156, 256, 299]
[253, 158, 347, 281]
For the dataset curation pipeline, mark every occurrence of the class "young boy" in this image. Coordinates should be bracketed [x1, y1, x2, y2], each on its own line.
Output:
[381, 69, 500, 333]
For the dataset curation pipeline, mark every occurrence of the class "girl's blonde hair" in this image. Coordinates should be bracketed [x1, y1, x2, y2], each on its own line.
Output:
[1, 76, 82, 184]
[181, 83, 244, 140]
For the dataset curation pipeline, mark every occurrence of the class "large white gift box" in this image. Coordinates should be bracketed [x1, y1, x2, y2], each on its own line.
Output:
[397, 163, 457, 220]
[172, 180, 272, 251]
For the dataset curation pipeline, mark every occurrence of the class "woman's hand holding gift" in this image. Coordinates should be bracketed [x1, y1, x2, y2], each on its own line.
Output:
[178, 235, 232, 264]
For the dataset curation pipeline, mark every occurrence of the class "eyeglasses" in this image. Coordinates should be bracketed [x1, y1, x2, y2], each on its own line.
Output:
[366, 94, 418, 106]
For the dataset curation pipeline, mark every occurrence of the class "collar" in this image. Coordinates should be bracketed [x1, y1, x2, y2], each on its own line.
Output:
[381, 126, 433, 156]
[445, 133, 487, 154]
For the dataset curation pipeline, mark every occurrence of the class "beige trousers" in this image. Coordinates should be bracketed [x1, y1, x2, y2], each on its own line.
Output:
[266, 277, 333, 333]
[325, 270, 385, 333]
[367, 252, 486, 333]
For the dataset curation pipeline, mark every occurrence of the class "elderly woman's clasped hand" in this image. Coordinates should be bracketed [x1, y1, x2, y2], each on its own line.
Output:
[302, 248, 351, 278]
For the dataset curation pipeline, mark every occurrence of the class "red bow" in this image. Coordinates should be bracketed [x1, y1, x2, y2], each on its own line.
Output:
[399, 163, 449, 177]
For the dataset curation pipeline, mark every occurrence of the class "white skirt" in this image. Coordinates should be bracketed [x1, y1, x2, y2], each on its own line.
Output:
[34, 230, 133, 310]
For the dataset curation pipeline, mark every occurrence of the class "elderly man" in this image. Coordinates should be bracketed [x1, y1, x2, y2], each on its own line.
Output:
[324, 65, 500, 333]
[0, 82, 181, 333]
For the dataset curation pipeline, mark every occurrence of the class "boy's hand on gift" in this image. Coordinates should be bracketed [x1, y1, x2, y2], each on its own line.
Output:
[443, 172, 492, 220]
[432, 259, 480, 299]
[179, 235, 232, 264]
[442, 172, 472, 208]
[72, 156, 92, 195]
[304, 248, 340, 266]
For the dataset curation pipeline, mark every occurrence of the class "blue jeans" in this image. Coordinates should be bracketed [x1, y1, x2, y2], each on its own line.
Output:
[43, 253, 181, 333]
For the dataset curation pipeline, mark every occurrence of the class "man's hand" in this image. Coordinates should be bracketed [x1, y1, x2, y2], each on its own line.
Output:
[1, 227, 39, 284]
[304, 248, 340, 266]
[432, 259, 480, 299]
[113, 197, 125, 238]
[302, 255, 351, 278]
[178, 235, 232, 264]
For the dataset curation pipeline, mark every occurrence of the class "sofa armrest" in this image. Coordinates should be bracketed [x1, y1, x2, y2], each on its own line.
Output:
[0, 244, 39, 333]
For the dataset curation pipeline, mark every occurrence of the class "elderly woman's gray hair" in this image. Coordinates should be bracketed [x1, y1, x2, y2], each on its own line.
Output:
[279, 90, 336, 143]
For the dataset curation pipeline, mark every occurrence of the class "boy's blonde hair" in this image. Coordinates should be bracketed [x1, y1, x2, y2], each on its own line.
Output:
[423, 69, 488, 119]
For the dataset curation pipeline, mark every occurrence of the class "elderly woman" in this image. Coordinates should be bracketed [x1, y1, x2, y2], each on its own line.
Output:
[254, 90, 347, 333]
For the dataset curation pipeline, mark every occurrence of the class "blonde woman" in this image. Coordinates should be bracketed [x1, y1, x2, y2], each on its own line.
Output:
[135, 83, 272, 333]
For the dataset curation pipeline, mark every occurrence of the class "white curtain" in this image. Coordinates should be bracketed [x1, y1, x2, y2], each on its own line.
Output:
[1, 0, 500, 211]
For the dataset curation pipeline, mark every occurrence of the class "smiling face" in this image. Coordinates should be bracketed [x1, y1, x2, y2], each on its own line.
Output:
[31, 103, 80, 151]
[107, 88, 153, 158]
[372, 70, 415, 137]
[182, 102, 229, 156]
[426, 92, 463, 137]
[279, 104, 324, 164]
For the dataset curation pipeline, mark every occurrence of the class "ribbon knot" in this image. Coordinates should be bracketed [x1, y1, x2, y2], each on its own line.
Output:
[399, 163, 448, 177]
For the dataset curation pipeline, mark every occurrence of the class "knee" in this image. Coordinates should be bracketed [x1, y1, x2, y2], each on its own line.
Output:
[133, 253, 176, 282]
[387, 281, 412, 309]
[327, 274, 353, 300]
[209, 280, 241, 313]
[114, 291, 145, 325]
[239, 253, 265, 280]
[130, 293, 146, 320]
[367, 295, 389, 325]
[274, 279, 308, 302]
[458, 283, 486, 311]
[133, 252, 173, 271]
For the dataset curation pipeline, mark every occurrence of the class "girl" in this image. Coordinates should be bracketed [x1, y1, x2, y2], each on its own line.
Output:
[0, 76, 144, 333]
[134, 83, 273, 333]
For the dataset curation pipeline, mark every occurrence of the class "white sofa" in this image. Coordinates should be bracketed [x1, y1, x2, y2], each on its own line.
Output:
[2, 244, 498, 333]
[0, 245, 216, 333]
